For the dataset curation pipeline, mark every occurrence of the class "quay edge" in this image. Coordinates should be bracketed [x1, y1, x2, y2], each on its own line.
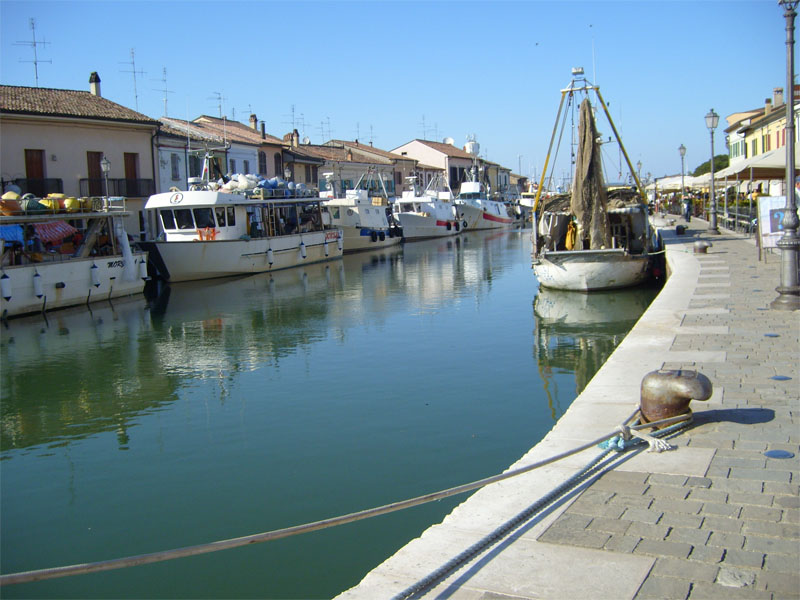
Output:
[336, 215, 799, 599]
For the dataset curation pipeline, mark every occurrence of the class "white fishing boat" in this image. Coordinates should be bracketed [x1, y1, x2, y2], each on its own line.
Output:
[392, 175, 460, 240]
[319, 170, 402, 253]
[0, 192, 148, 319]
[455, 139, 515, 231]
[142, 159, 343, 283]
[531, 68, 661, 292]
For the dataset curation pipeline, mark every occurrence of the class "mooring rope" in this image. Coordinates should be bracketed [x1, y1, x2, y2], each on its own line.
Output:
[392, 417, 693, 600]
[0, 411, 693, 587]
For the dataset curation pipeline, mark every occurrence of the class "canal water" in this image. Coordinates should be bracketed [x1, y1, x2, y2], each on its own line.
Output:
[1, 230, 658, 599]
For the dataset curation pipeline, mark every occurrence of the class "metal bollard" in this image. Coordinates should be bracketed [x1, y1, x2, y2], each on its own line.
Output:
[640, 369, 713, 424]
[694, 240, 712, 254]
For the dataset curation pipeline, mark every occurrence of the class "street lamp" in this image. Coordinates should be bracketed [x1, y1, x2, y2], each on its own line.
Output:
[100, 155, 111, 206]
[679, 144, 687, 217]
[284, 165, 292, 181]
[772, 0, 800, 310]
[705, 109, 720, 233]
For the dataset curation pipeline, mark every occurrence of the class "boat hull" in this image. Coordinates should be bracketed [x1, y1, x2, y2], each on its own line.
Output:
[0, 253, 147, 318]
[340, 227, 402, 253]
[455, 202, 514, 231]
[395, 213, 459, 240]
[142, 230, 343, 282]
[533, 249, 650, 291]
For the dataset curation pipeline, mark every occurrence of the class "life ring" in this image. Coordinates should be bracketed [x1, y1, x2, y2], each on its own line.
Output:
[370, 231, 378, 242]
[462, 220, 468, 229]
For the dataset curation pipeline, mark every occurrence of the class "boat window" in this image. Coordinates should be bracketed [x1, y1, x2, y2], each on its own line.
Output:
[160, 209, 176, 230]
[193, 208, 215, 229]
[174, 208, 195, 230]
[215, 207, 227, 227]
[226, 206, 235, 226]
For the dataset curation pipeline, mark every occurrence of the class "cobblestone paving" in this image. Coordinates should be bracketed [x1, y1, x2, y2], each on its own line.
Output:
[537, 221, 800, 599]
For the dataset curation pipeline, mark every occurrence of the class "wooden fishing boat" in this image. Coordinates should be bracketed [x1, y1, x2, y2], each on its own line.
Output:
[0, 193, 147, 318]
[531, 68, 660, 292]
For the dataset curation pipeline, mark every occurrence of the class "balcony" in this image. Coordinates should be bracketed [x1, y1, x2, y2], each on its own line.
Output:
[79, 178, 155, 198]
[1, 178, 63, 198]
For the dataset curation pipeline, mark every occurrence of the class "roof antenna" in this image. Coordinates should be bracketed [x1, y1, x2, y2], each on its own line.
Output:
[152, 67, 173, 117]
[119, 48, 145, 111]
[15, 18, 51, 87]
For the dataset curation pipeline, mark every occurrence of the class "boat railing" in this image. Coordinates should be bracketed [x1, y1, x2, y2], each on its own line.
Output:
[0, 195, 129, 220]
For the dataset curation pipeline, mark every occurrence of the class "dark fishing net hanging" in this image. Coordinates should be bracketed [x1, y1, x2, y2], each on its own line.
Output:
[570, 98, 611, 250]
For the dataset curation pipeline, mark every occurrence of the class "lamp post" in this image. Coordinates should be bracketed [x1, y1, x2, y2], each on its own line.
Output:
[100, 155, 111, 208]
[284, 165, 292, 182]
[772, 0, 800, 310]
[705, 109, 720, 233]
[679, 144, 687, 217]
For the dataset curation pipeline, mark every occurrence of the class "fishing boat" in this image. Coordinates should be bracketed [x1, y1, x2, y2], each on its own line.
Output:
[319, 170, 402, 253]
[392, 174, 460, 240]
[454, 138, 516, 231]
[0, 192, 148, 319]
[531, 68, 660, 291]
[141, 156, 343, 283]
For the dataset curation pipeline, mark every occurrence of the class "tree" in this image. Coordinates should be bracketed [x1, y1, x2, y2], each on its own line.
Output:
[692, 154, 729, 177]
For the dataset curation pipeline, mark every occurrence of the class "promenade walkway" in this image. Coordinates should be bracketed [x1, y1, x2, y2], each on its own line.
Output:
[338, 216, 799, 599]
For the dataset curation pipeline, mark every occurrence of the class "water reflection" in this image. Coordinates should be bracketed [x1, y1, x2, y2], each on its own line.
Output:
[0, 298, 161, 452]
[533, 286, 657, 418]
[0, 230, 661, 600]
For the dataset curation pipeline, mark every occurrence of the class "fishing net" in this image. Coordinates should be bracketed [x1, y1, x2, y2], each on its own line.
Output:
[570, 98, 611, 250]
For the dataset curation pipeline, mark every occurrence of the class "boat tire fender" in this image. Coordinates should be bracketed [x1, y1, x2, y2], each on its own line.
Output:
[379, 231, 386, 241]
[370, 231, 378, 242]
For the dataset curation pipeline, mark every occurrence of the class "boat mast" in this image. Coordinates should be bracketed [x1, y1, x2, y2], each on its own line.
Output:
[593, 88, 646, 205]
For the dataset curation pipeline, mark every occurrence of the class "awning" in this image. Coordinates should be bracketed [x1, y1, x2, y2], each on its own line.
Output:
[34, 221, 77, 244]
[717, 146, 799, 180]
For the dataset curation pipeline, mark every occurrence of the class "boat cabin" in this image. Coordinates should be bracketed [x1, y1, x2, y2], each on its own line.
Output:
[145, 190, 327, 242]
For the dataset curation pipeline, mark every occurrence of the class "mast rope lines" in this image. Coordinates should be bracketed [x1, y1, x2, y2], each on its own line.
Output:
[0, 409, 693, 588]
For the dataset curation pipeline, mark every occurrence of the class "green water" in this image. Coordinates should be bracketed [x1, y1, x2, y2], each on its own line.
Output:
[0, 230, 657, 599]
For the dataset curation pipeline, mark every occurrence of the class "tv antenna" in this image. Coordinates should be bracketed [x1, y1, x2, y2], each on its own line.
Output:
[15, 18, 50, 87]
[119, 48, 145, 111]
[208, 91, 225, 118]
[152, 67, 173, 116]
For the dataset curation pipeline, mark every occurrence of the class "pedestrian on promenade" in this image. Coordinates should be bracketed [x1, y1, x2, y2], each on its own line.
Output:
[683, 196, 693, 222]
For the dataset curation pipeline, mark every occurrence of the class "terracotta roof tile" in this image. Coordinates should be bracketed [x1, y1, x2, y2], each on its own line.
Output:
[0, 85, 158, 124]
[414, 139, 475, 159]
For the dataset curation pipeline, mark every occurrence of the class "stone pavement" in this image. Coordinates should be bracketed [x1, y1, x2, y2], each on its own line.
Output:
[337, 217, 799, 600]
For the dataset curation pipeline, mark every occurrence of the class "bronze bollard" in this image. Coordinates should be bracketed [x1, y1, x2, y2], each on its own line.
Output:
[640, 369, 713, 424]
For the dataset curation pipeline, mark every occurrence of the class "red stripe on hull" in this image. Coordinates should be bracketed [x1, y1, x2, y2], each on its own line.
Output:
[482, 212, 514, 224]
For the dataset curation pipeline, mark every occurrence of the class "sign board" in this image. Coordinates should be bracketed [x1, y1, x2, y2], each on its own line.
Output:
[757, 196, 799, 249]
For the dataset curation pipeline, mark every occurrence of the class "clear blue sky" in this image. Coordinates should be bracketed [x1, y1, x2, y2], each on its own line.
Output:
[0, 0, 792, 183]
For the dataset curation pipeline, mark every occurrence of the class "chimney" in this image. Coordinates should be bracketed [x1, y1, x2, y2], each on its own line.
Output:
[765, 98, 772, 115]
[249, 113, 258, 130]
[89, 72, 101, 97]
[260, 122, 266, 140]
[774, 87, 784, 107]
[292, 129, 299, 148]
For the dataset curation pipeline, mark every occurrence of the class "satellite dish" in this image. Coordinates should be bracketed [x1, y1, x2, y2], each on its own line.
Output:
[302, 136, 311, 145]
[443, 137, 455, 146]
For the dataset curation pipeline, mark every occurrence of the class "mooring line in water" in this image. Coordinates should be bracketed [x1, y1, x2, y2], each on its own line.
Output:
[0, 411, 693, 587]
